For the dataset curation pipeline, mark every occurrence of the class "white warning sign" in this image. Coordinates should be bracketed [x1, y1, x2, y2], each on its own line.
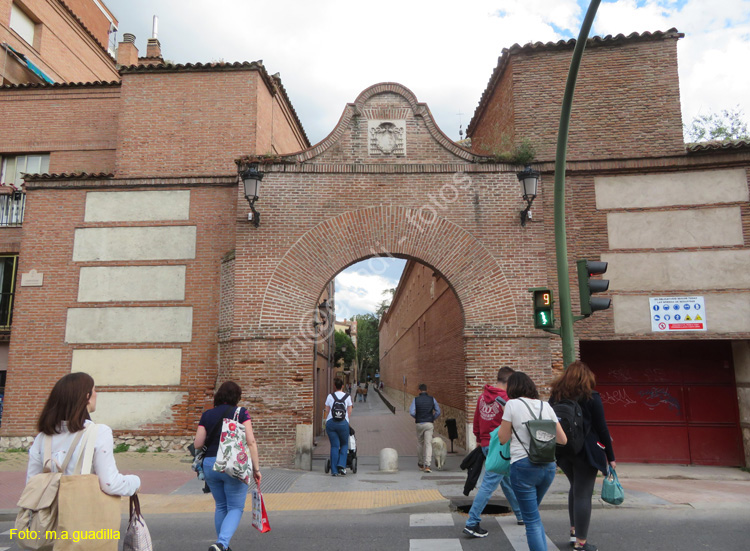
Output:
[649, 296, 707, 332]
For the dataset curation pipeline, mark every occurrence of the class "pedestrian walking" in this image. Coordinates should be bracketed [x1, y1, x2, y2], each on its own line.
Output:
[324, 377, 353, 476]
[26, 372, 141, 550]
[362, 382, 368, 402]
[550, 361, 616, 551]
[463, 366, 523, 538]
[193, 381, 261, 551]
[498, 372, 567, 551]
[409, 383, 441, 473]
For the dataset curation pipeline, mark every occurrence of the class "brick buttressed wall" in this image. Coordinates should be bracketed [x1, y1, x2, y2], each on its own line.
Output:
[472, 37, 685, 161]
[2, 182, 237, 437]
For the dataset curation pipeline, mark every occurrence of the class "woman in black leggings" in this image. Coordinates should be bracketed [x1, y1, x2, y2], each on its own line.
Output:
[550, 361, 616, 551]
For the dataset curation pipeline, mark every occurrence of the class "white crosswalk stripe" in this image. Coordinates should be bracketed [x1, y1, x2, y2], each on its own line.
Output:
[0, 530, 9, 535]
[496, 516, 560, 551]
[410, 539, 463, 551]
[410, 513, 454, 527]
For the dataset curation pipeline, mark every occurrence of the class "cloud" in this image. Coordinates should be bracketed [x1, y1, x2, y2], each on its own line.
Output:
[334, 268, 399, 319]
[108, 0, 749, 142]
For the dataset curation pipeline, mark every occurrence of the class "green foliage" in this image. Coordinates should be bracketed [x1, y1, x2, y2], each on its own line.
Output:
[375, 288, 396, 319]
[353, 313, 380, 380]
[334, 330, 356, 366]
[487, 137, 536, 165]
[685, 106, 750, 142]
[113, 443, 130, 453]
[5, 447, 26, 453]
[136, 446, 148, 453]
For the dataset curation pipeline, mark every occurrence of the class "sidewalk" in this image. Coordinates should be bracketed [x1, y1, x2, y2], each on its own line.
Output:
[2, 391, 749, 519]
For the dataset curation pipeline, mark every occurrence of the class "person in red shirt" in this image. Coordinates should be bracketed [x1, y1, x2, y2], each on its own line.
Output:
[463, 366, 523, 538]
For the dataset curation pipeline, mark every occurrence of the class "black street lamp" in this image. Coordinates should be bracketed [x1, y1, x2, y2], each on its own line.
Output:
[240, 163, 264, 227]
[517, 165, 540, 227]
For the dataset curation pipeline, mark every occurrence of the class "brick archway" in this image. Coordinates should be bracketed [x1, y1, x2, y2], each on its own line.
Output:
[259, 204, 517, 332]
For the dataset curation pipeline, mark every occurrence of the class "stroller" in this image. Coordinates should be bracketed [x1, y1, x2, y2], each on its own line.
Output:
[325, 425, 358, 474]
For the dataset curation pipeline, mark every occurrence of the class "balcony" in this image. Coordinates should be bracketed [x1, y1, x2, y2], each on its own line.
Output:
[0, 192, 26, 227]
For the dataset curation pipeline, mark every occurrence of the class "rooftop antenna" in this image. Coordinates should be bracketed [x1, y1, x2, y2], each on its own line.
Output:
[152, 15, 158, 39]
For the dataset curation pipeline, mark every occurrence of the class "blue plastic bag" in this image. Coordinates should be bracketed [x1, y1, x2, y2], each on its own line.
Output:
[601, 466, 624, 505]
[485, 426, 511, 475]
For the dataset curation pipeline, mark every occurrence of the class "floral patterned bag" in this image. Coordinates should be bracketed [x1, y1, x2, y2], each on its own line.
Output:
[213, 407, 252, 484]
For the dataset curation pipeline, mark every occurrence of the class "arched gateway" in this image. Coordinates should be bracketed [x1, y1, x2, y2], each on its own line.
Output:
[223, 83, 558, 468]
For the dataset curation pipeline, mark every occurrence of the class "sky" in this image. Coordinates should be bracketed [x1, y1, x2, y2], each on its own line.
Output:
[103, 0, 750, 316]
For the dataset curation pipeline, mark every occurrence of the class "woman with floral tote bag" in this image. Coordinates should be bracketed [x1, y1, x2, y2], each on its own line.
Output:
[193, 382, 261, 551]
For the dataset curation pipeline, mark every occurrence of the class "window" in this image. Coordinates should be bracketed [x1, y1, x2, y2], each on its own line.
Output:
[0, 154, 47, 226]
[10, 3, 37, 47]
[0, 255, 18, 330]
[1, 154, 49, 186]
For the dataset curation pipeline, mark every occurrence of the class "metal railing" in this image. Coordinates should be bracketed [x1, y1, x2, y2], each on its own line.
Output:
[0, 193, 26, 226]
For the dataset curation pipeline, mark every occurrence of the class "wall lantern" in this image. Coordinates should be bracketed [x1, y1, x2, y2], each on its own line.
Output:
[313, 299, 329, 328]
[516, 165, 540, 227]
[240, 163, 264, 227]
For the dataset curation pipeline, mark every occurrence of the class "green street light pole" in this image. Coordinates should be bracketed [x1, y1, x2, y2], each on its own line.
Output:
[554, 0, 601, 367]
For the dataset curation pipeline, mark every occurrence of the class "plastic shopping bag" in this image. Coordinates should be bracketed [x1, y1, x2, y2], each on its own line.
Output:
[251, 488, 271, 533]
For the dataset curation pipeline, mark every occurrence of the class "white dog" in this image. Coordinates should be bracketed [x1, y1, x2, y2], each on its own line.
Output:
[431, 436, 447, 471]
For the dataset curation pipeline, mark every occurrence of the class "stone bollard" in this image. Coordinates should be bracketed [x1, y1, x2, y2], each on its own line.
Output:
[379, 448, 398, 472]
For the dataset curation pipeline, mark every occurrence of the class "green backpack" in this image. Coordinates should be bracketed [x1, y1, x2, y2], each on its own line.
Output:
[512, 399, 557, 464]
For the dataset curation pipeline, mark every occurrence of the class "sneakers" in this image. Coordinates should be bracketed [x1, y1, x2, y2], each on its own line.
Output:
[573, 543, 597, 551]
[331, 472, 338, 477]
[463, 524, 489, 538]
[339, 468, 347, 476]
[570, 531, 576, 547]
[209, 544, 227, 551]
[517, 519, 525, 525]
[418, 462, 424, 469]
[423, 466, 432, 473]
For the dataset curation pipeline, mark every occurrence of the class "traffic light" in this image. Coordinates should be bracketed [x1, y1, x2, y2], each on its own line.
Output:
[531, 289, 554, 329]
[576, 259, 611, 316]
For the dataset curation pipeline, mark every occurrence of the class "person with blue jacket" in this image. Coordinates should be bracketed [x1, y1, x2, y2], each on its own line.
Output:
[409, 383, 441, 473]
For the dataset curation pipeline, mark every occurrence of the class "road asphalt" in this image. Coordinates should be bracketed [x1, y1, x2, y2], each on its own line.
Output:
[2, 389, 748, 520]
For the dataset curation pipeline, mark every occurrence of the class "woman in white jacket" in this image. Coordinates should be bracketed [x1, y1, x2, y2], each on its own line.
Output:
[26, 372, 140, 496]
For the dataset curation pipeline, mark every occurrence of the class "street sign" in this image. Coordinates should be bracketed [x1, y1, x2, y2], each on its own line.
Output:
[649, 296, 707, 332]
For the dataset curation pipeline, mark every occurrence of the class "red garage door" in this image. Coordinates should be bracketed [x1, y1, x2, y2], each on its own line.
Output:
[581, 340, 743, 466]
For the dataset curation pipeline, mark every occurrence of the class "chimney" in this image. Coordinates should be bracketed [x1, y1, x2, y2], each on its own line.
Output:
[146, 15, 163, 60]
[146, 38, 162, 59]
[116, 33, 138, 66]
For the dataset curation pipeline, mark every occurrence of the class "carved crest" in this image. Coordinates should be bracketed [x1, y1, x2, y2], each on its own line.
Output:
[368, 120, 405, 156]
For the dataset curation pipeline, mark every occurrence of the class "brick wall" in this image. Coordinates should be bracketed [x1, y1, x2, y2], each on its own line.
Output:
[471, 34, 685, 162]
[2, 180, 237, 435]
[0, 84, 119, 173]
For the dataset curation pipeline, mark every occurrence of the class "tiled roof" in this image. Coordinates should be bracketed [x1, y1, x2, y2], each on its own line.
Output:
[686, 139, 750, 153]
[0, 81, 120, 90]
[467, 29, 684, 136]
[22, 172, 114, 180]
[119, 61, 309, 147]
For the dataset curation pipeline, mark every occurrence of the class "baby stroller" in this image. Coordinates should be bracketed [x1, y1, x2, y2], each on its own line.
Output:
[325, 425, 357, 474]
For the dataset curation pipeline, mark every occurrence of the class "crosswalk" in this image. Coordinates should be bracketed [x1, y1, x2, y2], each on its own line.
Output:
[408, 513, 561, 551]
[1, 527, 9, 551]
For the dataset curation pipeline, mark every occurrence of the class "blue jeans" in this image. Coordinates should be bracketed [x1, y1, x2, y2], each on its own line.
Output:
[203, 456, 249, 548]
[466, 446, 522, 527]
[510, 457, 557, 551]
[326, 419, 349, 474]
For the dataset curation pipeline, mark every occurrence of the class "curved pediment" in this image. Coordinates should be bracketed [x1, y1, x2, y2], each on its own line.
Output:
[265, 82, 486, 165]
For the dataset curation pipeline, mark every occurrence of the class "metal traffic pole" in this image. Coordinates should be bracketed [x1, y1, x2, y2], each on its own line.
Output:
[553, 0, 601, 367]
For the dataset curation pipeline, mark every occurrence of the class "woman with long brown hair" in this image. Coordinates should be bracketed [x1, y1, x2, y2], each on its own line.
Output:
[550, 361, 616, 551]
[27, 372, 141, 493]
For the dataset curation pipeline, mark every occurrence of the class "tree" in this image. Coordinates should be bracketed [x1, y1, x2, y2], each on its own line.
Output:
[375, 288, 396, 320]
[685, 107, 750, 143]
[333, 330, 356, 367]
[353, 313, 379, 380]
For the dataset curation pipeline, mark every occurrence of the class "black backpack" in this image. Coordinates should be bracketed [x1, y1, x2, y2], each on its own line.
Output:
[552, 399, 586, 456]
[330, 392, 349, 422]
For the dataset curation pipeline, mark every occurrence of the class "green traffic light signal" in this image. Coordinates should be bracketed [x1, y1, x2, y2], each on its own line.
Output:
[531, 289, 554, 329]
